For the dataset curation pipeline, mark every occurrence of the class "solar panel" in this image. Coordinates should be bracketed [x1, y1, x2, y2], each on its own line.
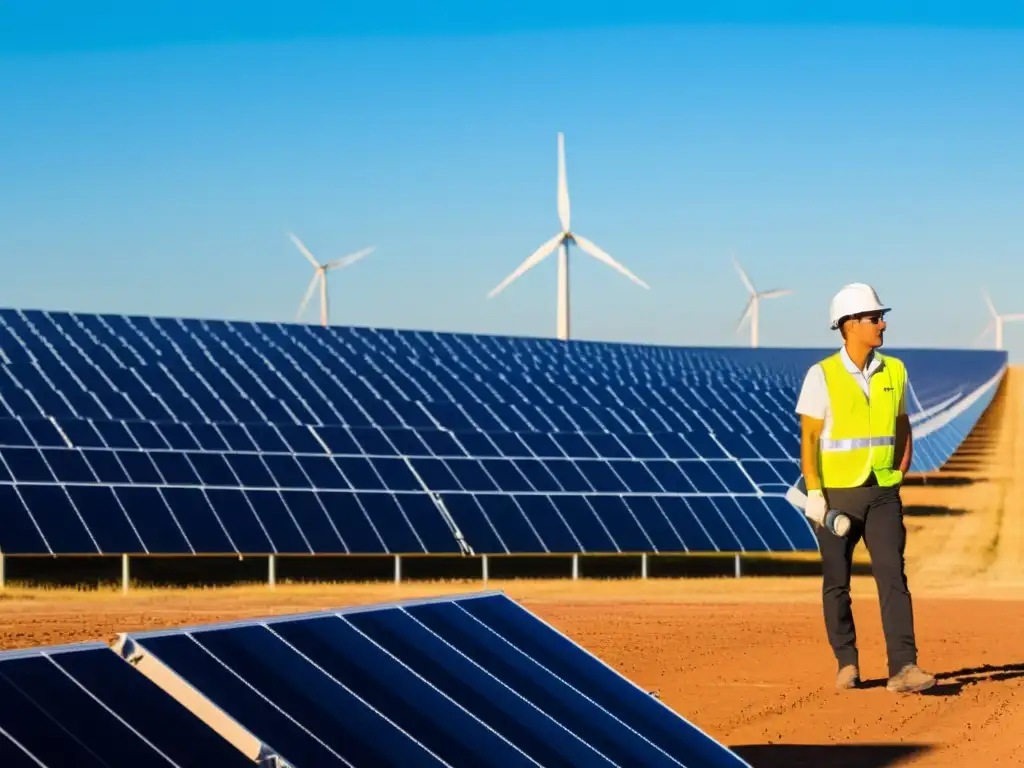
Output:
[0, 642, 252, 767]
[0, 307, 1007, 557]
[115, 591, 751, 767]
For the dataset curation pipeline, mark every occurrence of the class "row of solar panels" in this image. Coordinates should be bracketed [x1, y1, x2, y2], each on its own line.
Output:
[0, 416, 785, 460]
[0, 307, 1002, 405]
[1, 309, 1000, 434]
[0, 401, 994, 479]
[0, 444, 796, 493]
[0, 591, 751, 767]
[0, 307, 798, 397]
[0, 358, 801, 444]
[1, 307, 806, 384]
[0, 482, 812, 556]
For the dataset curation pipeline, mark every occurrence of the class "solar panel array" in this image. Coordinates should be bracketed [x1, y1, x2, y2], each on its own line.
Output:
[0, 307, 1007, 557]
[115, 591, 750, 766]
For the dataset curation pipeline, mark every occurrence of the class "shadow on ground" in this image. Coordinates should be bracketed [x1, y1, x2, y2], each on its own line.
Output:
[902, 504, 969, 517]
[731, 743, 930, 767]
[932, 662, 1024, 693]
[855, 662, 1024, 697]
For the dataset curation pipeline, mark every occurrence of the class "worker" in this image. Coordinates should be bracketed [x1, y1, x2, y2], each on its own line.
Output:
[794, 282, 936, 694]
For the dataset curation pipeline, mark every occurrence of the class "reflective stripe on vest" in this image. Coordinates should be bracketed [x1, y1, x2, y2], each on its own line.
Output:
[820, 436, 896, 452]
[818, 351, 906, 489]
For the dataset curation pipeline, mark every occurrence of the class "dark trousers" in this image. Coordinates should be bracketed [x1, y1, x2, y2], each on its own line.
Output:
[815, 483, 918, 678]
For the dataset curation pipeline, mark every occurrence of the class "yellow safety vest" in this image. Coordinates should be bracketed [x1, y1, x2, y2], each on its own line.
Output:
[818, 351, 906, 488]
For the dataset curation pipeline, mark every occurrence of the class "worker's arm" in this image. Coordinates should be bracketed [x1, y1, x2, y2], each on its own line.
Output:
[894, 413, 912, 475]
[893, 376, 912, 476]
[800, 414, 825, 491]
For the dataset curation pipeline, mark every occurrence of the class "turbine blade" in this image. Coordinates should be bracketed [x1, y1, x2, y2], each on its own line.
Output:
[731, 254, 755, 294]
[325, 246, 375, 271]
[289, 232, 321, 269]
[557, 132, 571, 233]
[487, 233, 564, 299]
[759, 288, 793, 300]
[1001, 313, 1024, 321]
[296, 271, 321, 320]
[735, 297, 754, 334]
[573, 234, 650, 290]
[983, 287, 997, 318]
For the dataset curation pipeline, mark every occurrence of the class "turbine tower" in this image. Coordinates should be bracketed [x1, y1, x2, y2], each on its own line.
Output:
[289, 233, 375, 327]
[486, 132, 650, 341]
[980, 288, 1024, 350]
[732, 255, 793, 348]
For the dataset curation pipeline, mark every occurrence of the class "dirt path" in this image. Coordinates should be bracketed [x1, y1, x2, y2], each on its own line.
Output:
[0, 368, 1021, 767]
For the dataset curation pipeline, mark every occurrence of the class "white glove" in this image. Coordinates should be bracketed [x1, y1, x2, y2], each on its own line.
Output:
[804, 489, 827, 526]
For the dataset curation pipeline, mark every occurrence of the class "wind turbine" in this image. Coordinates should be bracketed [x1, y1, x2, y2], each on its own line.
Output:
[979, 288, 1024, 350]
[732, 255, 793, 348]
[486, 132, 650, 341]
[289, 232, 375, 327]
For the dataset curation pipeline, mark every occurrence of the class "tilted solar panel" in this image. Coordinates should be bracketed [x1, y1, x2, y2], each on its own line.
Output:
[0, 642, 252, 767]
[115, 591, 751, 767]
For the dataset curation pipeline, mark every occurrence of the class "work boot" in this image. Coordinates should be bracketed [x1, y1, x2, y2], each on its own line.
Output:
[886, 664, 936, 694]
[836, 664, 859, 689]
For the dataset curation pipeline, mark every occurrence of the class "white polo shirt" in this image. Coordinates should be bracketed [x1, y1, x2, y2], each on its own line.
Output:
[794, 347, 907, 440]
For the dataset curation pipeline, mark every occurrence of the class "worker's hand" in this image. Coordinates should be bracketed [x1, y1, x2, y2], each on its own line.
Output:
[805, 489, 827, 526]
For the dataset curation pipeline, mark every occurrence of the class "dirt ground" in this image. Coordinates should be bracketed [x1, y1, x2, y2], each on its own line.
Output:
[2, 369, 1023, 767]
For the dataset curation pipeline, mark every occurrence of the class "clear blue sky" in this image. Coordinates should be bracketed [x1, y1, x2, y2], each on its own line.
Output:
[2, 2, 1024, 359]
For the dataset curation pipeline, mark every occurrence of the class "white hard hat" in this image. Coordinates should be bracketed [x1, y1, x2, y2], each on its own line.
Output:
[829, 283, 889, 330]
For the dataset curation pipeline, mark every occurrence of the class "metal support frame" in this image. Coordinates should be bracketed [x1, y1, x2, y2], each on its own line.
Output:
[571, 554, 579, 580]
[121, 553, 130, 593]
[481, 554, 489, 585]
[268, 555, 276, 589]
[641, 553, 648, 580]
[394, 554, 402, 584]
[734, 553, 742, 579]
[403, 457, 473, 555]
[0, 553, 5, 589]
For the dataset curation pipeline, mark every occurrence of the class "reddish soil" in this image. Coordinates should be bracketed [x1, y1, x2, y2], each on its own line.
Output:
[2, 369, 1023, 767]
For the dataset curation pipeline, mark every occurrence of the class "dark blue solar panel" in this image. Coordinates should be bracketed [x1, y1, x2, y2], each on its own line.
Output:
[316, 491, 386, 553]
[476, 495, 546, 553]
[441, 494, 507, 552]
[0, 419, 33, 448]
[94, 420, 137, 449]
[0, 485, 50, 554]
[0, 643, 251, 767]
[60, 419, 107, 448]
[2, 448, 55, 482]
[155, 421, 202, 450]
[64, 485, 145, 553]
[517, 495, 580, 552]
[23, 419, 64, 448]
[119, 592, 749, 767]
[115, 486, 193, 554]
[553, 496, 618, 553]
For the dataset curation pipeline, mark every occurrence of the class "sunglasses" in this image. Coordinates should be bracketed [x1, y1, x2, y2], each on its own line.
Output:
[850, 313, 885, 325]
